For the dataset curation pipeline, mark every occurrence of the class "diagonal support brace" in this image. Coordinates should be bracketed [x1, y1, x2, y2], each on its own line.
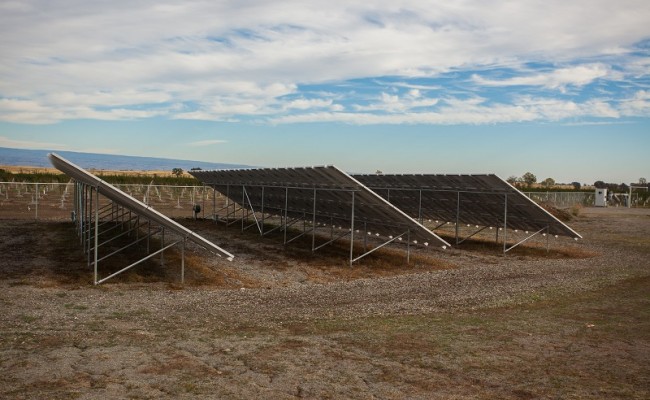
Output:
[351, 231, 409, 263]
[504, 227, 547, 254]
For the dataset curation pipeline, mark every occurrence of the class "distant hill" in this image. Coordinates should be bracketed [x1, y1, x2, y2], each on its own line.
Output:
[0, 147, 252, 171]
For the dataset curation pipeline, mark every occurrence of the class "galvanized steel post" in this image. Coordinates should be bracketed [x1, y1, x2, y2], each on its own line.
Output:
[283, 187, 289, 244]
[181, 237, 185, 284]
[35, 183, 39, 220]
[349, 191, 355, 266]
[503, 194, 508, 255]
[94, 187, 99, 284]
[311, 188, 317, 251]
[455, 191, 460, 245]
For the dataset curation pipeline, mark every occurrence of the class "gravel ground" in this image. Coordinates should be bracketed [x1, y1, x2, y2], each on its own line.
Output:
[0, 206, 648, 398]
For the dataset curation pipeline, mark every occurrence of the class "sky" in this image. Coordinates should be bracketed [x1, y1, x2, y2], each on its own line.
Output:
[0, 0, 649, 184]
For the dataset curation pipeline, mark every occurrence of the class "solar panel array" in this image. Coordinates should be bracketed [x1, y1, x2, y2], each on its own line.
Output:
[49, 151, 581, 269]
[48, 153, 234, 259]
[190, 166, 451, 247]
[353, 174, 581, 239]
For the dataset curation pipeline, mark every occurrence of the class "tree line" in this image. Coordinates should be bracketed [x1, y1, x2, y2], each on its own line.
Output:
[507, 172, 648, 192]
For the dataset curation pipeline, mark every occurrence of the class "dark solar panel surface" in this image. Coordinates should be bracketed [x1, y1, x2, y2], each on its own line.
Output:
[191, 166, 451, 247]
[353, 174, 581, 238]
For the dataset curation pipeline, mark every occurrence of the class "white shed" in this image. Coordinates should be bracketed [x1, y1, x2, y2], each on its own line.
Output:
[595, 188, 607, 207]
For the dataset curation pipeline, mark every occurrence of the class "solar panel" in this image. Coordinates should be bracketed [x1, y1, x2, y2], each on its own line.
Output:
[48, 153, 234, 260]
[190, 166, 451, 249]
[353, 173, 581, 239]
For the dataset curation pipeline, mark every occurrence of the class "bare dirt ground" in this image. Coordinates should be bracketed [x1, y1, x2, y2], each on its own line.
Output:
[1, 207, 649, 399]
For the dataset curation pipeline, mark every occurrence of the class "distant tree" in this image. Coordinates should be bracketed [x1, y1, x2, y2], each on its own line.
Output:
[541, 177, 555, 188]
[594, 180, 606, 189]
[640, 177, 647, 185]
[571, 181, 581, 190]
[190, 167, 203, 171]
[506, 175, 519, 185]
[522, 172, 537, 187]
[619, 183, 629, 192]
[375, 170, 383, 175]
[172, 167, 184, 177]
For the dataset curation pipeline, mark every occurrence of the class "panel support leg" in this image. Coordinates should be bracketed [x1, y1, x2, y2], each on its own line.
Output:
[503, 194, 508, 256]
[407, 229, 411, 264]
[311, 189, 317, 251]
[349, 191, 355, 267]
[455, 191, 460, 245]
[93, 188, 99, 285]
[161, 227, 165, 266]
[181, 237, 185, 284]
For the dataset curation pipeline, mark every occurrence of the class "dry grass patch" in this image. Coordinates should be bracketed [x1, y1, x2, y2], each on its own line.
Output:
[432, 231, 596, 259]
[139, 353, 221, 376]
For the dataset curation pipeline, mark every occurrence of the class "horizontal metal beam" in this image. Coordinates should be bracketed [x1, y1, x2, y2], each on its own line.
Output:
[95, 240, 180, 285]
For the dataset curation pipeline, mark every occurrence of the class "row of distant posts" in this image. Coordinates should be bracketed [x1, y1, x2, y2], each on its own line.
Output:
[11, 182, 649, 221]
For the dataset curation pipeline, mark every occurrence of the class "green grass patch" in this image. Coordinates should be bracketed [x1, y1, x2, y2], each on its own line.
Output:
[19, 314, 41, 323]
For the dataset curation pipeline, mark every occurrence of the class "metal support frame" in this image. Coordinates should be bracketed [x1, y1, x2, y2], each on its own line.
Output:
[455, 191, 461, 245]
[429, 221, 448, 230]
[70, 181, 190, 285]
[354, 183, 579, 257]
[423, 191, 552, 255]
[503, 227, 549, 254]
[285, 225, 315, 245]
[34, 182, 39, 220]
[282, 216, 308, 244]
[349, 191, 355, 266]
[241, 186, 263, 234]
[96, 241, 180, 285]
[225, 205, 245, 226]
[204, 183, 422, 266]
[311, 188, 317, 251]
[456, 225, 490, 245]
[260, 215, 287, 237]
[351, 230, 410, 263]
[313, 228, 351, 251]
[503, 193, 508, 254]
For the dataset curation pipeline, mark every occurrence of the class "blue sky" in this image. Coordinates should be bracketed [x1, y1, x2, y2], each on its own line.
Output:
[1, 1, 649, 184]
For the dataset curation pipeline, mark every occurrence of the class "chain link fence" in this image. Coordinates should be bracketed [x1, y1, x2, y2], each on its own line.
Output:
[522, 191, 650, 208]
[522, 192, 595, 208]
[0, 182, 218, 220]
[2, 182, 648, 221]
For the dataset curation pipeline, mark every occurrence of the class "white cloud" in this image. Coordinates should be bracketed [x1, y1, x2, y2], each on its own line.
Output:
[619, 90, 650, 116]
[0, 99, 62, 124]
[0, 0, 648, 124]
[511, 96, 620, 120]
[44, 90, 171, 108]
[0, 98, 168, 124]
[353, 92, 439, 112]
[269, 95, 628, 125]
[0, 135, 66, 150]
[283, 98, 334, 110]
[472, 64, 612, 91]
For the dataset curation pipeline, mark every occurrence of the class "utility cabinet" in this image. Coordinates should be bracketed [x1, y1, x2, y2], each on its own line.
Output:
[595, 188, 607, 207]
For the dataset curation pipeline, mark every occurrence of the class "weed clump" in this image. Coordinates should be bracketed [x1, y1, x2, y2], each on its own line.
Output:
[540, 202, 573, 222]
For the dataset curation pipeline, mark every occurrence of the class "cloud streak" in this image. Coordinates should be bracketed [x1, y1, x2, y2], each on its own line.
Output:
[471, 64, 613, 91]
[187, 139, 228, 146]
[0, 135, 66, 150]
